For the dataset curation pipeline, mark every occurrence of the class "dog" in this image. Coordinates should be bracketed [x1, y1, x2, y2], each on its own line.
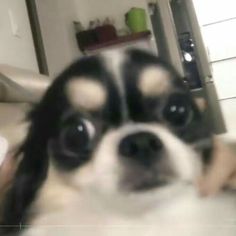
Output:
[1, 49, 236, 236]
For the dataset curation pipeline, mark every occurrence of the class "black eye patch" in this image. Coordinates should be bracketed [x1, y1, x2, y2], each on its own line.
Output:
[50, 116, 95, 170]
[163, 94, 192, 127]
[61, 119, 91, 154]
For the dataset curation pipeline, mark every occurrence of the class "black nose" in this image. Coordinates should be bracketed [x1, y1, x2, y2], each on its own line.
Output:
[119, 131, 163, 166]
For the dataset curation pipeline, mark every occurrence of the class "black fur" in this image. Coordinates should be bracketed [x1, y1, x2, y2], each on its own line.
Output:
[0, 55, 122, 235]
[124, 49, 212, 159]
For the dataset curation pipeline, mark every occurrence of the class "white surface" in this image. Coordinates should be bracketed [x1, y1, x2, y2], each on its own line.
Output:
[193, 0, 236, 25]
[220, 98, 236, 137]
[0, 0, 38, 72]
[212, 59, 236, 99]
[193, 0, 236, 135]
[0, 136, 8, 166]
[8, 9, 20, 37]
[35, 0, 80, 77]
[35, 0, 157, 77]
[201, 19, 236, 62]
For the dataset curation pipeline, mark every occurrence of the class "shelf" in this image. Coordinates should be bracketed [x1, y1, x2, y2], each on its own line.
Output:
[84, 30, 151, 52]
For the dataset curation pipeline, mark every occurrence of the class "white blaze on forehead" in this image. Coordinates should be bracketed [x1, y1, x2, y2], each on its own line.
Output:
[102, 50, 125, 93]
[66, 78, 107, 111]
[102, 50, 129, 119]
[138, 67, 171, 96]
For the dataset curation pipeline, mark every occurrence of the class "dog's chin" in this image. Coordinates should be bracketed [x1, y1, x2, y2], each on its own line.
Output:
[86, 177, 190, 216]
[77, 162, 195, 213]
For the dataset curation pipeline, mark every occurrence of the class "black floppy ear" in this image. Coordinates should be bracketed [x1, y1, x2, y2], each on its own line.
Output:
[0, 77, 69, 234]
[0, 55, 103, 234]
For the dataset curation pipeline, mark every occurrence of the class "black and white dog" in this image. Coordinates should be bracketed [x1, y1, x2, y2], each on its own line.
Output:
[1, 49, 236, 236]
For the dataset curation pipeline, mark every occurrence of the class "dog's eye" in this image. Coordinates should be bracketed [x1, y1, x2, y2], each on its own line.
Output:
[163, 95, 192, 126]
[63, 119, 95, 153]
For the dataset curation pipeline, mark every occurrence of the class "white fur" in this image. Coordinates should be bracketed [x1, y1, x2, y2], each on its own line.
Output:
[102, 51, 129, 120]
[23, 186, 236, 236]
[102, 51, 126, 95]
[138, 67, 171, 96]
[66, 78, 107, 111]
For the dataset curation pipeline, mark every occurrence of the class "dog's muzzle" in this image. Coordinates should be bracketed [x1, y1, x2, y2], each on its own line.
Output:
[118, 131, 174, 192]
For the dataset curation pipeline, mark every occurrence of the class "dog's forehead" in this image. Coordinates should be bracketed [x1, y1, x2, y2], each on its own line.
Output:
[102, 50, 173, 96]
[65, 50, 183, 114]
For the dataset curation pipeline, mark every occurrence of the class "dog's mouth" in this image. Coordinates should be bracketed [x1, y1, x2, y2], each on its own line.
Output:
[131, 177, 169, 192]
[121, 159, 176, 193]
[121, 168, 174, 193]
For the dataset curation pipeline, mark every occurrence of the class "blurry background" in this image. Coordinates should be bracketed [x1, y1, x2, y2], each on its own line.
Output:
[0, 0, 236, 140]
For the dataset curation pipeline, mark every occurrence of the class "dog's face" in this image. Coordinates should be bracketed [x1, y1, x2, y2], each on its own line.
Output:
[45, 49, 212, 202]
[1, 49, 213, 229]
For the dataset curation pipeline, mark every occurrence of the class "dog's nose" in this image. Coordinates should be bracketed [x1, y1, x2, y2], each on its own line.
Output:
[119, 131, 163, 166]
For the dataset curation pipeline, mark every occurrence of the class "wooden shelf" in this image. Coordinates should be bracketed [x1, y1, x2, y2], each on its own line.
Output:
[84, 30, 151, 52]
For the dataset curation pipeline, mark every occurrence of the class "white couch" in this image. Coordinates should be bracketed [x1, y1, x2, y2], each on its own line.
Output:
[0, 64, 50, 148]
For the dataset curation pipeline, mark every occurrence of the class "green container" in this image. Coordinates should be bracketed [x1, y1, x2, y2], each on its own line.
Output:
[125, 8, 147, 33]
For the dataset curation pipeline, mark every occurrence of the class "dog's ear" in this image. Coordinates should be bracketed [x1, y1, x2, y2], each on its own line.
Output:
[0, 76, 69, 233]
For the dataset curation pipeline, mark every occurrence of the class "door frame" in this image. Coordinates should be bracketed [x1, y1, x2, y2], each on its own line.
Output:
[25, 0, 49, 75]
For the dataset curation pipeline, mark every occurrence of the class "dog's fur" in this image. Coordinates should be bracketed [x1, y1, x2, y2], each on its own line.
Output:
[1, 49, 236, 236]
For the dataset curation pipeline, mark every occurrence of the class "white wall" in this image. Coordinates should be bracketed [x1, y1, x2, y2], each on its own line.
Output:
[193, 0, 236, 136]
[193, 0, 236, 26]
[36, 0, 80, 78]
[36, 0, 155, 77]
[0, 0, 38, 72]
[73, 0, 153, 33]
